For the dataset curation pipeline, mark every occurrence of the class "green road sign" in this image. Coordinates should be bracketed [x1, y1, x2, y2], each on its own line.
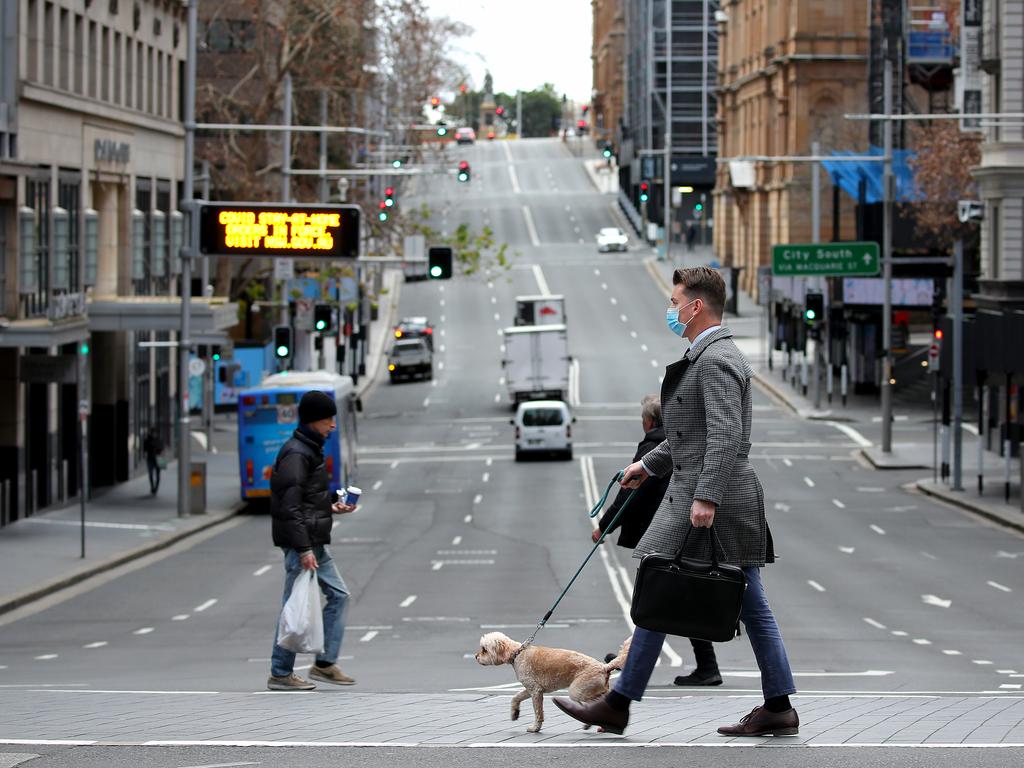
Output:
[771, 241, 880, 277]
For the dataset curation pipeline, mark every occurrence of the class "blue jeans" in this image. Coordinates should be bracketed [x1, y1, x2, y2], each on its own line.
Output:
[270, 546, 350, 678]
[614, 566, 796, 701]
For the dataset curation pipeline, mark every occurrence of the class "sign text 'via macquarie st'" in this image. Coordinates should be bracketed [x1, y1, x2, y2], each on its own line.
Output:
[771, 241, 880, 277]
[198, 202, 361, 259]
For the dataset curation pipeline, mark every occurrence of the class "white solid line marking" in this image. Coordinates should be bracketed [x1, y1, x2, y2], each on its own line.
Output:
[863, 618, 887, 630]
[253, 565, 272, 577]
[522, 206, 541, 246]
[400, 595, 417, 608]
[172, 614, 189, 621]
[360, 631, 378, 642]
[987, 580, 1012, 593]
[35, 654, 58, 660]
[870, 524, 886, 535]
[83, 641, 108, 649]
[464, 514, 472, 523]
[473, 494, 483, 505]
[194, 599, 217, 613]
[432, 561, 444, 571]
[826, 420, 873, 448]
[942, 650, 962, 655]
[782, 458, 793, 467]
[804, 476, 815, 488]
[133, 627, 155, 635]
[832, 499, 846, 509]
[912, 638, 932, 645]
[807, 580, 826, 592]
[482, 472, 490, 483]
[973, 659, 994, 665]
[372, 480, 383, 491]
[451, 536, 462, 546]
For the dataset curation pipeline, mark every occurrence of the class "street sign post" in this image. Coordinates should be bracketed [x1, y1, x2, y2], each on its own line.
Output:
[771, 242, 880, 277]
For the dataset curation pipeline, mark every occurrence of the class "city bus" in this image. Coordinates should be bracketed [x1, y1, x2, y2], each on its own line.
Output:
[237, 371, 359, 503]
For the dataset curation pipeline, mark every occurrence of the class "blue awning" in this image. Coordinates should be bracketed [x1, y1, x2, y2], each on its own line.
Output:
[822, 146, 921, 204]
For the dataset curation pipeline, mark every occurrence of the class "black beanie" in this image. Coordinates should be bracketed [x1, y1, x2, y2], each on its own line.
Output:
[298, 390, 337, 424]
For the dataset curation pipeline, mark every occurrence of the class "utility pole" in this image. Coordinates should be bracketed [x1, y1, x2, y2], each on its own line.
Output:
[319, 90, 329, 202]
[880, 43, 895, 454]
[663, 0, 673, 265]
[811, 140, 822, 411]
[516, 90, 523, 138]
[177, 0, 198, 518]
[279, 72, 292, 328]
[952, 238, 964, 490]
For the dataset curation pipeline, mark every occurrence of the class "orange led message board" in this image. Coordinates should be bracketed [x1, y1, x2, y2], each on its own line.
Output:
[198, 202, 361, 259]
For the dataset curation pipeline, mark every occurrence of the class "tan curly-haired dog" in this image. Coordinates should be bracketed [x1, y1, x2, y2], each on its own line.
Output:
[474, 631, 631, 733]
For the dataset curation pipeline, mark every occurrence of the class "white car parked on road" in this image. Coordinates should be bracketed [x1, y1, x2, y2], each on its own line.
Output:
[596, 227, 629, 252]
[511, 400, 575, 461]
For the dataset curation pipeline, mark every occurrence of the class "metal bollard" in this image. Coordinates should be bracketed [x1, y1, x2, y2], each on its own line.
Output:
[840, 364, 848, 407]
[1005, 439, 1012, 503]
[800, 356, 808, 396]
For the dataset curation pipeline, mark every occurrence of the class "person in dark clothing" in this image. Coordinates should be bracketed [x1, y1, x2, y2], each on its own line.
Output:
[593, 395, 722, 687]
[267, 390, 357, 691]
[142, 429, 163, 495]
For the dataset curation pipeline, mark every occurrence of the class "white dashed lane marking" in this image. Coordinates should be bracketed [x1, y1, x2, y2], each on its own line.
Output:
[360, 631, 379, 642]
[194, 599, 217, 613]
[807, 580, 826, 593]
[83, 641, 108, 649]
[870, 524, 886, 536]
[372, 480, 383, 491]
[133, 627, 155, 636]
[253, 565, 272, 577]
[400, 595, 417, 608]
[987, 581, 1012, 593]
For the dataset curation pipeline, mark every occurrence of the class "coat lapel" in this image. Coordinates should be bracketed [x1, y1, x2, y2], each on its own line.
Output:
[685, 326, 734, 364]
[660, 357, 689, 404]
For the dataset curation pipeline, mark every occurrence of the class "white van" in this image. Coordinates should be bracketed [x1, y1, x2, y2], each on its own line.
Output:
[511, 400, 575, 461]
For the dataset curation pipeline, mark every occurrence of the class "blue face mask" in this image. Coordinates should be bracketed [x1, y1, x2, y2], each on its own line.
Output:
[666, 300, 697, 337]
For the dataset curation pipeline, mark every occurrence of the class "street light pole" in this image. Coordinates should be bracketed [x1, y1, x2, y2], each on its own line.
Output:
[177, 0, 198, 518]
[880, 45, 895, 454]
[663, 0, 673, 264]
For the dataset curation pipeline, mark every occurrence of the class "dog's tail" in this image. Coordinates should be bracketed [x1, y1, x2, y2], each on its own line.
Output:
[602, 636, 632, 675]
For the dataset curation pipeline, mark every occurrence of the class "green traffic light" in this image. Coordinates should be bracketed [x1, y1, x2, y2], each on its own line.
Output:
[437, 127, 447, 136]
[276, 345, 289, 357]
[640, 194, 648, 202]
[315, 320, 326, 331]
[79, 342, 89, 355]
[430, 265, 443, 278]
[805, 309, 816, 321]
[603, 149, 612, 158]
[695, 203, 704, 211]
[392, 159, 402, 168]
[379, 211, 388, 222]
[212, 353, 220, 361]
[458, 172, 468, 182]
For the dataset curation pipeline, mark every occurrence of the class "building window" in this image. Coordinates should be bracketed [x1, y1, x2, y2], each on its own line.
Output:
[125, 36, 133, 108]
[43, 2, 54, 86]
[22, 178, 50, 319]
[73, 14, 84, 94]
[134, 179, 152, 295]
[27, 0, 39, 82]
[166, 53, 174, 119]
[0, 205, 7, 315]
[59, 8, 69, 91]
[991, 203, 1000, 279]
[88, 21, 97, 98]
[101, 26, 110, 102]
[113, 32, 122, 104]
[156, 51, 164, 116]
[147, 45, 155, 114]
[58, 175, 81, 295]
[136, 41, 144, 109]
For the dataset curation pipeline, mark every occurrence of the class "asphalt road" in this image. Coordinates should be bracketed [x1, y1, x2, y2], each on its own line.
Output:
[1, 138, 1023, 767]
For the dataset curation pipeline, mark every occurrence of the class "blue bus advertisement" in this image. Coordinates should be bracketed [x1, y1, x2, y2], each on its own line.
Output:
[237, 372, 359, 502]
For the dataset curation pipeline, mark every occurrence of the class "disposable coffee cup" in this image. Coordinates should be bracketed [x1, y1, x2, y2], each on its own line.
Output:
[343, 486, 362, 506]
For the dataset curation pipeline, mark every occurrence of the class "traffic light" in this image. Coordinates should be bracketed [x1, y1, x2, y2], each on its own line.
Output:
[602, 142, 613, 159]
[211, 344, 221, 361]
[79, 340, 90, 356]
[804, 292, 824, 326]
[273, 325, 293, 359]
[378, 201, 389, 222]
[459, 83, 468, 93]
[314, 303, 332, 333]
[495, 106, 505, 117]
[384, 186, 395, 207]
[436, 122, 448, 137]
[428, 247, 453, 280]
[392, 159, 402, 169]
[639, 181, 649, 203]
[581, 104, 589, 115]
[457, 160, 470, 182]
[430, 96, 441, 108]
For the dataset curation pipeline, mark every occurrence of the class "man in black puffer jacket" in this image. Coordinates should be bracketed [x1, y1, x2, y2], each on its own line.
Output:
[268, 390, 357, 691]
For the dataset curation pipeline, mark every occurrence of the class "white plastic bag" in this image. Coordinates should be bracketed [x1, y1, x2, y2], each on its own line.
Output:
[277, 570, 324, 654]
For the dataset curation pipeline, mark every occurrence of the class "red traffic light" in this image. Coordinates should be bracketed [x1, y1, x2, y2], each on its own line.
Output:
[458, 160, 469, 170]
[640, 181, 649, 191]
[459, 83, 468, 93]
[582, 104, 589, 114]
[385, 187, 394, 197]
[430, 96, 441, 107]
[577, 119, 586, 128]
[495, 106, 505, 116]
[934, 329, 944, 340]
[378, 200, 387, 209]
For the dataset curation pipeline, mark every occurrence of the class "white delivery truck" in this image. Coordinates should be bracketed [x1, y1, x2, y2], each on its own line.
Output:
[502, 324, 571, 404]
[514, 295, 566, 327]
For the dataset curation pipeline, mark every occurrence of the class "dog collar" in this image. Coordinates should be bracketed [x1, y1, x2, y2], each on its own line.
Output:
[507, 643, 527, 666]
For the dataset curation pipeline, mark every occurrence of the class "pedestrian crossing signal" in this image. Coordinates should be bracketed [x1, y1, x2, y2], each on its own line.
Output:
[428, 247, 453, 280]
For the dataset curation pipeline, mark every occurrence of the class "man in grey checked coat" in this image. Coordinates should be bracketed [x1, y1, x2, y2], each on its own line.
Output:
[555, 266, 798, 737]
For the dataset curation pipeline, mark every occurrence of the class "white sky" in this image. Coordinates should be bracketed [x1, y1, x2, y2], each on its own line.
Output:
[423, 0, 593, 102]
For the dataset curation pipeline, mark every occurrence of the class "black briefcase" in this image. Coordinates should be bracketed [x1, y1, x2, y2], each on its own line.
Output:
[630, 526, 747, 642]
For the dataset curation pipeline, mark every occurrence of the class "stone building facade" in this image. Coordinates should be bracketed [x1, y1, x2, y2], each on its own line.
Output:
[592, 0, 625, 148]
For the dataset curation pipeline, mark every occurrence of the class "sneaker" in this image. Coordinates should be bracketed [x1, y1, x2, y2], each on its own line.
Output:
[266, 673, 316, 691]
[309, 664, 356, 686]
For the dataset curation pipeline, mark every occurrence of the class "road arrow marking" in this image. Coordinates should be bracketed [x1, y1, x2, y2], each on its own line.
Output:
[922, 594, 952, 608]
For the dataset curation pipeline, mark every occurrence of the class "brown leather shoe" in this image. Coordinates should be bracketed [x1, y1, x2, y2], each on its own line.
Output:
[552, 695, 629, 735]
[717, 706, 799, 736]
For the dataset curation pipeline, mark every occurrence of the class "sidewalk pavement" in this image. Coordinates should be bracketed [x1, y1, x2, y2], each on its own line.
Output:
[644, 251, 1024, 534]
[582, 158, 618, 195]
[0, 269, 404, 616]
[2, 688, 1023, 747]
